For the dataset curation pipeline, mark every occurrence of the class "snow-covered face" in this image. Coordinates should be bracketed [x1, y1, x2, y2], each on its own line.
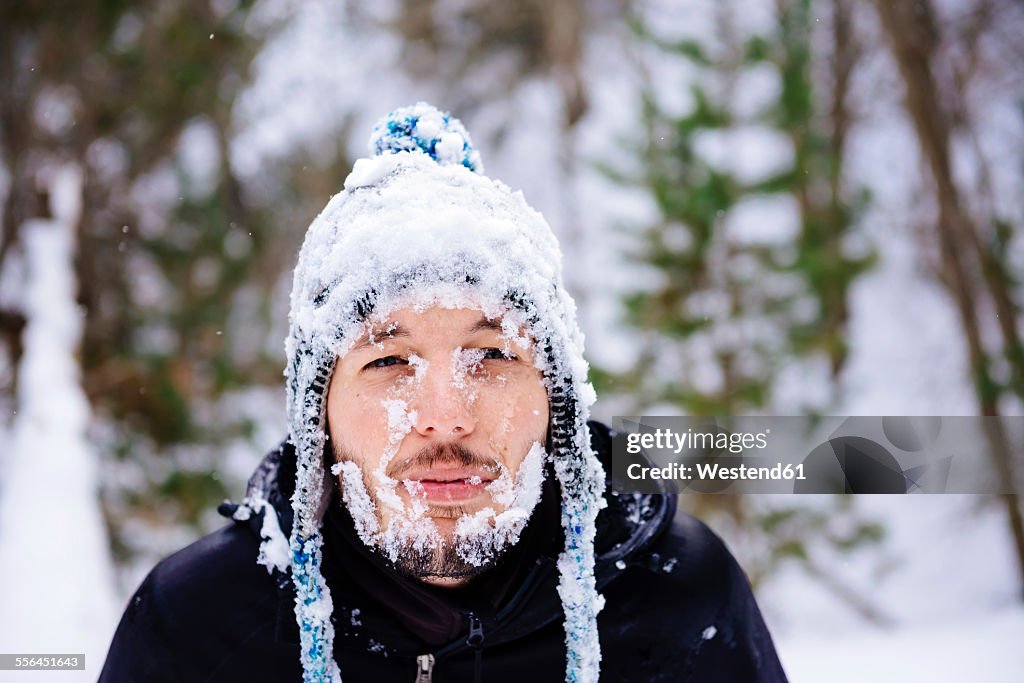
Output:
[326, 305, 550, 585]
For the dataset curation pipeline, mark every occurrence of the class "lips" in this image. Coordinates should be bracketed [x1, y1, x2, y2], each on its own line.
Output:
[403, 468, 495, 503]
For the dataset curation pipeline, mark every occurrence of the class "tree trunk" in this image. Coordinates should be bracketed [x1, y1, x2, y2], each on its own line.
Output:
[874, 0, 1024, 600]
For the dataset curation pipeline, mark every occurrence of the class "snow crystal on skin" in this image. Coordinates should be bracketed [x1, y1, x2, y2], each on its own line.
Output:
[376, 513, 439, 565]
[500, 315, 532, 354]
[407, 353, 428, 382]
[337, 461, 380, 541]
[339, 435, 547, 569]
[451, 347, 485, 393]
[350, 608, 362, 627]
[452, 441, 547, 566]
[328, 294, 562, 573]
[372, 455, 405, 514]
[373, 398, 417, 514]
[381, 399, 416, 438]
[348, 366, 447, 558]
[486, 466, 514, 508]
[370, 354, 424, 501]
[485, 441, 545, 509]
[402, 479, 425, 498]
[340, 444, 440, 565]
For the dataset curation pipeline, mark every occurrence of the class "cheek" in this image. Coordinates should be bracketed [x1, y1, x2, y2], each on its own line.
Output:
[328, 378, 393, 459]
[520, 383, 549, 436]
[476, 373, 548, 443]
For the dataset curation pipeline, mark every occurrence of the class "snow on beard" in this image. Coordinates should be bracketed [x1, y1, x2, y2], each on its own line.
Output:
[330, 303, 548, 579]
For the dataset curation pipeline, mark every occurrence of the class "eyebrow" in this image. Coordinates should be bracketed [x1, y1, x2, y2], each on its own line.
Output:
[350, 323, 410, 352]
[467, 317, 504, 334]
[350, 316, 507, 353]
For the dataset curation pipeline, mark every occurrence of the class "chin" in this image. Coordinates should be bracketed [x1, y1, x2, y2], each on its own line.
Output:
[381, 537, 504, 582]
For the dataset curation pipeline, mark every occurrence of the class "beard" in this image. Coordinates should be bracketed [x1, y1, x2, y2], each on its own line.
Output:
[330, 439, 546, 582]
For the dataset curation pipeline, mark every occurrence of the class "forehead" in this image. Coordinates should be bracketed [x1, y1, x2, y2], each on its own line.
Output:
[351, 306, 521, 349]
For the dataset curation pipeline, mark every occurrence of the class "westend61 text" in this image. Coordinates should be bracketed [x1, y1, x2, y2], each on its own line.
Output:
[627, 462, 806, 481]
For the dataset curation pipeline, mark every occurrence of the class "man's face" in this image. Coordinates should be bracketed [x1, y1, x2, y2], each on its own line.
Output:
[326, 305, 549, 584]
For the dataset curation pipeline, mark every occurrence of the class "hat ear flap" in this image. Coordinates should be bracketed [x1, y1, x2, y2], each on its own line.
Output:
[286, 343, 342, 683]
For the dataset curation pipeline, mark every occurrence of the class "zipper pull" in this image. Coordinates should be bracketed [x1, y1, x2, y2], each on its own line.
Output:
[414, 654, 434, 683]
[467, 614, 485, 648]
[467, 614, 485, 683]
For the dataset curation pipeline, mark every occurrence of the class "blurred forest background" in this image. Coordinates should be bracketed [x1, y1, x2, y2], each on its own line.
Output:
[1, 0, 1024, 679]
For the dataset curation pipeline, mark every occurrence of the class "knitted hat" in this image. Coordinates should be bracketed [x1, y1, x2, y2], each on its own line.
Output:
[282, 103, 606, 682]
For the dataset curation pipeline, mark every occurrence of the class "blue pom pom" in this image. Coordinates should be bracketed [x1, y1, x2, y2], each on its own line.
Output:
[369, 102, 484, 173]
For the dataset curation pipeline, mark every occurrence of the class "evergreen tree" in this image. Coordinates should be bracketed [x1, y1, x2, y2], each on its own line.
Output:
[613, 0, 886, 618]
[618, 0, 872, 416]
[0, 2, 320, 564]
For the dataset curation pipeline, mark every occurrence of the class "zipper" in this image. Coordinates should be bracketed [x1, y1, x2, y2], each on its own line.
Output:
[467, 613, 485, 648]
[430, 558, 555, 665]
[467, 613, 485, 683]
[414, 653, 434, 683]
[412, 615, 483, 683]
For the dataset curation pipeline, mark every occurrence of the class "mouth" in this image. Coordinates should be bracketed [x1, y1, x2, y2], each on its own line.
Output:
[404, 468, 495, 504]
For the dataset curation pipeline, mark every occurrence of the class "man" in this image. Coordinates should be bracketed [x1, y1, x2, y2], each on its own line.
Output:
[100, 103, 788, 682]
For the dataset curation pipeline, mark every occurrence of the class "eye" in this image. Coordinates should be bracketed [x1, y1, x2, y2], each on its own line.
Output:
[481, 348, 517, 361]
[364, 355, 406, 370]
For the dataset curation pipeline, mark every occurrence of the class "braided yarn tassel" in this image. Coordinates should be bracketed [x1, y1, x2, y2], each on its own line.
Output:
[291, 531, 341, 683]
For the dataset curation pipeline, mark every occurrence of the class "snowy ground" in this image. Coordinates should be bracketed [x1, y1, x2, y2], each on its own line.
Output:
[762, 496, 1024, 682]
[779, 607, 1024, 682]
[754, 218, 1024, 680]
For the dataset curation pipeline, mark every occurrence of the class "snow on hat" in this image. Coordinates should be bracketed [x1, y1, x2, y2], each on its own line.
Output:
[282, 102, 606, 682]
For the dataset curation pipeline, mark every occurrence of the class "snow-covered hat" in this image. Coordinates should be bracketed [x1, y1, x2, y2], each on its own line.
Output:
[284, 103, 606, 682]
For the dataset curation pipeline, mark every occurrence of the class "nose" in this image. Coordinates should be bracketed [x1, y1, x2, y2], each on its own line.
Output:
[411, 361, 476, 437]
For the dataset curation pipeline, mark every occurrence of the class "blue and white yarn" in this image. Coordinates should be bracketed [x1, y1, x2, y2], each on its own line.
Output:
[292, 532, 340, 683]
[369, 102, 484, 173]
[556, 449, 606, 682]
[284, 103, 605, 683]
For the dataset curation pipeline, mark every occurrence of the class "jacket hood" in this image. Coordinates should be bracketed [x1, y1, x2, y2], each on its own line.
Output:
[277, 103, 607, 682]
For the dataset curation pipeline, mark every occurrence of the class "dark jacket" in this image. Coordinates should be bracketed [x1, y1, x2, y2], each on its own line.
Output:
[99, 422, 788, 682]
